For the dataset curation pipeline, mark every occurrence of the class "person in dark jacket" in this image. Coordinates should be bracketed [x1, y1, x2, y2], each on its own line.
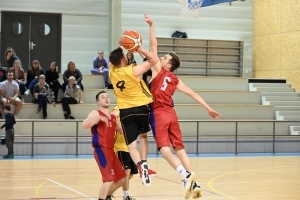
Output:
[33, 75, 51, 119]
[45, 62, 61, 101]
[5, 47, 22, 69]
[62, 61, 83, 103]
[1, 105, 16, 159]
[25, 60, 45, 96]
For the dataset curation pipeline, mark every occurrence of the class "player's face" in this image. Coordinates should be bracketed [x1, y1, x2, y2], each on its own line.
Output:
[98, 93, 110, 108]
[160, 54, 172, 70]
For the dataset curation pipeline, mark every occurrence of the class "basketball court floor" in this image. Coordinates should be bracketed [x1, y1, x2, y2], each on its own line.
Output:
[1, 154, 299, 200]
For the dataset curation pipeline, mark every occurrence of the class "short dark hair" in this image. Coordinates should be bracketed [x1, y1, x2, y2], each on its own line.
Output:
[168, 52, 180, 72]
[4, 105, 11, 111]
[109, 47, 124, 66]
[96, 91, 107, 101]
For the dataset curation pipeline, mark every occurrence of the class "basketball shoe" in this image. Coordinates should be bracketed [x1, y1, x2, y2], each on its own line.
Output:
[148, 168, 157, 177]
[123, 196, 136, 200]
[138, 162, 151, 187]
[192, 182, 202, 199]
[182, 172, 197, 199]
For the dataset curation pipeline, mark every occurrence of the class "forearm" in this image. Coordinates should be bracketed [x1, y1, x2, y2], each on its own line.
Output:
[149, 25, 157, 50]
[82, 118, 97, 129]
[191, 93, 212, 111]
[139, 48, 158, 66]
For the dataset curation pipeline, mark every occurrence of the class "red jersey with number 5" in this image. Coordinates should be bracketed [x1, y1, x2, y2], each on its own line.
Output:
[148, 68, 179, 109]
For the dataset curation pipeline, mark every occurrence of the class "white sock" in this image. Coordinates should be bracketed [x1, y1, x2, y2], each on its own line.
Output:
[123, 190, 129, 198]
[176, 165, 187, 180]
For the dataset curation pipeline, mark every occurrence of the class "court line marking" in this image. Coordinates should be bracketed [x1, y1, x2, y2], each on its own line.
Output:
[47, 178, 95, 200]
[208, 165, 293, 200]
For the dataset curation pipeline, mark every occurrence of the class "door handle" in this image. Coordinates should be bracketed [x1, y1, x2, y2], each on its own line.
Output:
[30, 41, 36, 50]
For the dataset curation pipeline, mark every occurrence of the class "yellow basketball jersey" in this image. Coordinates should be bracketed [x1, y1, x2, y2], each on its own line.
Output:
[109, 64, 153, 109]
[114, 131, 129, 153]
[112, 106, 129, 153]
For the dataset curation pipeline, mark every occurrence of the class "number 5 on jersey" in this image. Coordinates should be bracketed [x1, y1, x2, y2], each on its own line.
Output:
[161, 76, 171, 91]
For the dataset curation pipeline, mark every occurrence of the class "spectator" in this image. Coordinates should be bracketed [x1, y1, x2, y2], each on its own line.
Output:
[0, 63, 7, 82]
[5, 47, 21, 69]
[45, 62, 61, 101]
[9, 60, 25, 103]
[25, 60, 45, 96]
[1, 105, 16, 159]
[126, 52, 137, 66]
[1, 71, 22, 118]
[61, 76, 80, 119]
[91, 51, 109, 88]
[62, 61, 83, 103]
[33, 75, 52, 119]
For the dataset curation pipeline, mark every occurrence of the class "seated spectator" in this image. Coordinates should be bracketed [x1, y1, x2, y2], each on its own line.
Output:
[45, 62, 61, 101]
[0, 64, 7, 82]
[5, 47, 22, 69]
[25, 60, 45, 96]
[33, 75, 54, 119]
[9, 60, 25, 103]
[62, 61, 83, 103]
[91, 51, 109, 88]
[61, 76, 80, 119]
[127, 52, 137, 66]
[1, 72, 22, 118]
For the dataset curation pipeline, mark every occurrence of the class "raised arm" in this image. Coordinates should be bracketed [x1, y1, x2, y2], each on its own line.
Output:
[82, 110, 108, 129]
[144, 14, 162, 77]
[132, 47, 159, 78]
[176, 79, 220, 119]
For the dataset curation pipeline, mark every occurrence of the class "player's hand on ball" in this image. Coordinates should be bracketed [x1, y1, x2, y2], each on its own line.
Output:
[208, 109, 220, 120]
[99, 116, 109, 126]
[144, 14, 153, 26]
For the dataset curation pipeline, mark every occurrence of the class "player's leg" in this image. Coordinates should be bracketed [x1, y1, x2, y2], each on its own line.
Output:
[107, 152, 127, 196]
[169, 111, 202, 199]
[117, 151, 135, 199]
[98, 181, 114, 199]
[120, 107, 151, 187]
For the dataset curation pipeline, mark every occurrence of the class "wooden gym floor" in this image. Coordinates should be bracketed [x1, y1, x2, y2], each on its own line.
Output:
[0, 155, 300, 200]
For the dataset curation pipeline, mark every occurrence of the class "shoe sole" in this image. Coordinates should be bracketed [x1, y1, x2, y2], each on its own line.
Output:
[141, 163, 151, 187]
[192, 187, 202, 199]
[184, 173, 197, 199]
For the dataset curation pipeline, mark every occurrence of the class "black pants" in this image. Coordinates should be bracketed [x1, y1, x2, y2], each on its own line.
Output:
[35, 95, 48, 118]
[49, 80, 61, 100]
[61, 97, 77, 115]
[6, 129, 14, 155]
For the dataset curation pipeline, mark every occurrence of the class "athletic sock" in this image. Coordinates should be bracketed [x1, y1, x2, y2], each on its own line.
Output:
[141, 160, 147, 163]
[176, 165, 188, 180]
[137, 161, 143, 166]
[123, 190, 129, 199]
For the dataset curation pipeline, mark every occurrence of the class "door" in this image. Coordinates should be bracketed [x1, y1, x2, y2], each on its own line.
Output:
[1, 11, 61, 72]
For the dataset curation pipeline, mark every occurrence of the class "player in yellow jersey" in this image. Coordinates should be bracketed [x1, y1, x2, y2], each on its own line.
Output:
[112, 107, 137, 200]
[109, 44, 158, 187]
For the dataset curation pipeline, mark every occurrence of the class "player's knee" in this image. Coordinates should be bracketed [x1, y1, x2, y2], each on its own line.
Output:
[139, 133, 147, 139]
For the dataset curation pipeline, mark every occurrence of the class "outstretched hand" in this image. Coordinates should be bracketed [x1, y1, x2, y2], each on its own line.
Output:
[208, 109, 221, 120]
[98, 116, 109, 126]
[144, 14, 153, 26]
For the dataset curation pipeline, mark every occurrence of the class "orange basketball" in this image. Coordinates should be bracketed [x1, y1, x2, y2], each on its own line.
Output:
[119, 30, 142, 52]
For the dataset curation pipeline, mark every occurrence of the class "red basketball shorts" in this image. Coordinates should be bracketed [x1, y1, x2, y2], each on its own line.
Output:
[150, 107, 184, 149]
[94, 146, 126, 183]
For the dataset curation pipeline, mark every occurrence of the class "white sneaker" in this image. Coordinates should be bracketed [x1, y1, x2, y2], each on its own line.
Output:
[192, 182, 202, 199]
[14, 115, 19, 119]
[138, 162, 151, 187]
[21, 98, 25, 103]
[80, 100, 84, 104]
[25, 90, 30, 96]
[183, 173, 197, 199]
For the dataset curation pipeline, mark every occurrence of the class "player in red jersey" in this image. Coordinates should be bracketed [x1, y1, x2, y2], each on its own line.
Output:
[82, 91, 126, 200]
[144, 15, 220, 199]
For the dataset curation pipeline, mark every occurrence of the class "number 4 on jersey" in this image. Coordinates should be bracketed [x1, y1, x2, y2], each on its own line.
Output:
[161, 76, 171, 91]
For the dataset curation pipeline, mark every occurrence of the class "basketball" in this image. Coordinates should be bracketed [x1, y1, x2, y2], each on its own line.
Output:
[119, 30, 142, 52]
